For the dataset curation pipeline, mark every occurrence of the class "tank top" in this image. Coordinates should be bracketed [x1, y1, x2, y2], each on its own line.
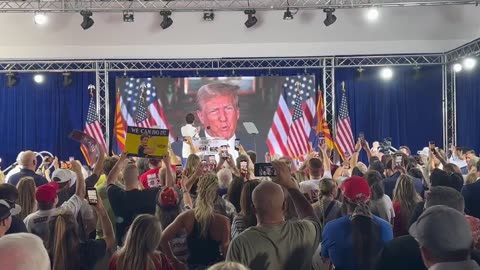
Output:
[186, 218, 223, 269]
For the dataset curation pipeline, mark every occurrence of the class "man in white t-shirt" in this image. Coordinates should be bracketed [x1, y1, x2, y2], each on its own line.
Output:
[181, 113, 200, 165]
[23, 161, 85, 242]
[299, 157, 332, 203]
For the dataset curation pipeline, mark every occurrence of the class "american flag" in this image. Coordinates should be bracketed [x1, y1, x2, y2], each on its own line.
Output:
[135, 84, 151, 128]
[81, 88, 107, 165]
[267, 75, 316, 158]
[114, 89, 126, 151]
[335, 84, 354, 160]
[120, 78, 174, 141]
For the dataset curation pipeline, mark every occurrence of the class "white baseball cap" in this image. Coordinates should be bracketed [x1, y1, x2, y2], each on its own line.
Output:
[52, 169, 77, 187]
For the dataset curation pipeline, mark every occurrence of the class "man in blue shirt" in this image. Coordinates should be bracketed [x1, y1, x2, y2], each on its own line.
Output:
[8, 151, 47, 187]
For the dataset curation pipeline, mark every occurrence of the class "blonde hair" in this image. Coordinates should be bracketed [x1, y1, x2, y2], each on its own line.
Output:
[466, 172, 478, 185]
[208, 262, 250, 270]
[393, 174, 421, 231]
[185, 154, 200, 178]
[47, 212, 80, 270]
[116, 214, 163, 270]
[16, 177, 36, 220]
[194, 173, 219, 238]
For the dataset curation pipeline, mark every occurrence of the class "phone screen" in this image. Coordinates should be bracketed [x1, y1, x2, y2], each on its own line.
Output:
[318, 135, 325, 146]
[235, 139, 240, 151]
[87, 188, 98, 205]
[175, 165, 183, 179]
[359, 132, 365, 141]
[254, 163, 277, 177]
[429, 141, 435, 150]
[69, 156, 74, 162]
[208, 156, 216, 163]
[240, 161, 248, 170]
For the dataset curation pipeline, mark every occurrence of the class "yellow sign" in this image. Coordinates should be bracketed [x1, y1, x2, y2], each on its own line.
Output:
[125, 126, 169, 158]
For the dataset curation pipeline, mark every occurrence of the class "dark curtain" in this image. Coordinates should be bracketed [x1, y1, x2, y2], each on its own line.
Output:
[0, 72, 96, 166]
[335, 66, 443, 157]
[455, 69, 480, 152]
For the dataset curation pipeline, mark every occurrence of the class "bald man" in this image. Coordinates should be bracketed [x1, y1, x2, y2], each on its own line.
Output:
[226, 161, 321, 270]
[8, 151, 48, 187]
[0, 233, 50, 270]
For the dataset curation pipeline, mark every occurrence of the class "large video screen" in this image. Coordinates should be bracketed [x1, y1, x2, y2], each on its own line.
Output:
[116, 75, 317, 160]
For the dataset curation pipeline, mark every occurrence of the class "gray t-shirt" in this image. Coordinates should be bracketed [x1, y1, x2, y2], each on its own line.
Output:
[312, 198, 343, 227]
[369, 194, 395, 223]
[226, 216, 322, 270]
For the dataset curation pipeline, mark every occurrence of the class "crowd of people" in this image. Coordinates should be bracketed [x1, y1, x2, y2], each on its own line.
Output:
[0, 127, 479, 270]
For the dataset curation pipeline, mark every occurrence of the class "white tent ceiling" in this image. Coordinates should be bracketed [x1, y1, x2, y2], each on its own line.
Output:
[0, 4, 477, 59]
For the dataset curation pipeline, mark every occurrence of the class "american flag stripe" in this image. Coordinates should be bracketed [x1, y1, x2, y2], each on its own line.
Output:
[81, 95, 107, 166]
[267, 95, 292, 156]
[149, 101, 175, 142]
[335, 88, 354, 160]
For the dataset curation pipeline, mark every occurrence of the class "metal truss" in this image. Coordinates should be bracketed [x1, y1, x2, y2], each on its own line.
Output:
[95, 62, 110, 150]
[0, 60, 96, 73]
[104, 58, 325, 71]
[442, 55, 456, 150]
[322, 58, 335, 134]
[0, 0, 476, 12]
[335, 54, 444, 67]
[445, 37, 480, 63]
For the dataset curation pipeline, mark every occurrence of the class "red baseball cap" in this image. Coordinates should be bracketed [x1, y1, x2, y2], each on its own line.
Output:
[36, 182, 60, 204]
[158, 187, 179, 209]
[341, 176, 371, 202]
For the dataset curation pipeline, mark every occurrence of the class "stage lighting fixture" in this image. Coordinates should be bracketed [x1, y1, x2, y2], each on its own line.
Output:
[34, 12, 48, 25]
[63, 72, 73, 87]
[380, 67, 393, 80]
[463, 58, 476, 70]
[453, 63, 463, 73]
[33, 74, 45, 84]
[6, 73, 17, 88]
[203, 10, 215, 21]
[283, 8, 294, 20]
[160, 10, 173, 29]
[244, 9, 257, 28]
[80, 10, 94, 30]
[123, 11, 134, 22]
[366, 7, 379, 21]
[323, 8, 337, 27]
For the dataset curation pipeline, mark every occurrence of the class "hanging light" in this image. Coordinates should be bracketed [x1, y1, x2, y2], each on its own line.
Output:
[80, 10, 94, 30]
[34, 74, 45, 84]
[283, 8, 294, 20]
[366, 7, 379, 21]
[160, 10, 173, 29]
[323, 8, 337, 27]
[34, 12, 48, 25]
[380, 67, 393, 80]
[452, 63, 463, 73]
[463, 58, 476, 70]
[244, 9, 257, 28]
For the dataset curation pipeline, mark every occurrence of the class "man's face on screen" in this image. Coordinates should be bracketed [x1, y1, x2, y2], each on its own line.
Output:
[197, 95, 239, 139]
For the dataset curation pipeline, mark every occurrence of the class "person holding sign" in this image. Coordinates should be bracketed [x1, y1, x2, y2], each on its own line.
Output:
[125, 127, 169, 158]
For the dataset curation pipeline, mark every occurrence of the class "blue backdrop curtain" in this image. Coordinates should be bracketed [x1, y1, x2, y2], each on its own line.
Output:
[455, 69, 480, 152]
[335, 65, 443, 158]
[0, 72, 96, 166]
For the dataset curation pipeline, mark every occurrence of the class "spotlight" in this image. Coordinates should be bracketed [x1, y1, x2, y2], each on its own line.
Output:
[33, 74, 45, 84]
[6, 73, 17, 88]
[203, 10, 214, 21]
[34, 12, 48, 25]
[63, 72, 73, 87]
[323, 8, 337, 27]
[123, 10, 134, 22]
[463, 58, 476, 70]
[80, 10, 94, 30]
[453, 63, 463, 73]
[244, 9, 257, 28]
[160, 10, 173, 29]
[366, 7, 379, 21]
[283, 8, 294, 20]
[380, 67, 393, 80]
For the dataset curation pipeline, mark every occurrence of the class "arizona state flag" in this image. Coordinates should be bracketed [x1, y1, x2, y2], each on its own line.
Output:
[115, 89, 126, 151]
[309, 90, 335, 150]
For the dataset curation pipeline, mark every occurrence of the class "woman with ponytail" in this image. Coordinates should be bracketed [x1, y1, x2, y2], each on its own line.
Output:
[109, 214, 174, 270]
[321, 176, 393, 270]
[46, 195, 115, 270]
[161, 173, 230, 270]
